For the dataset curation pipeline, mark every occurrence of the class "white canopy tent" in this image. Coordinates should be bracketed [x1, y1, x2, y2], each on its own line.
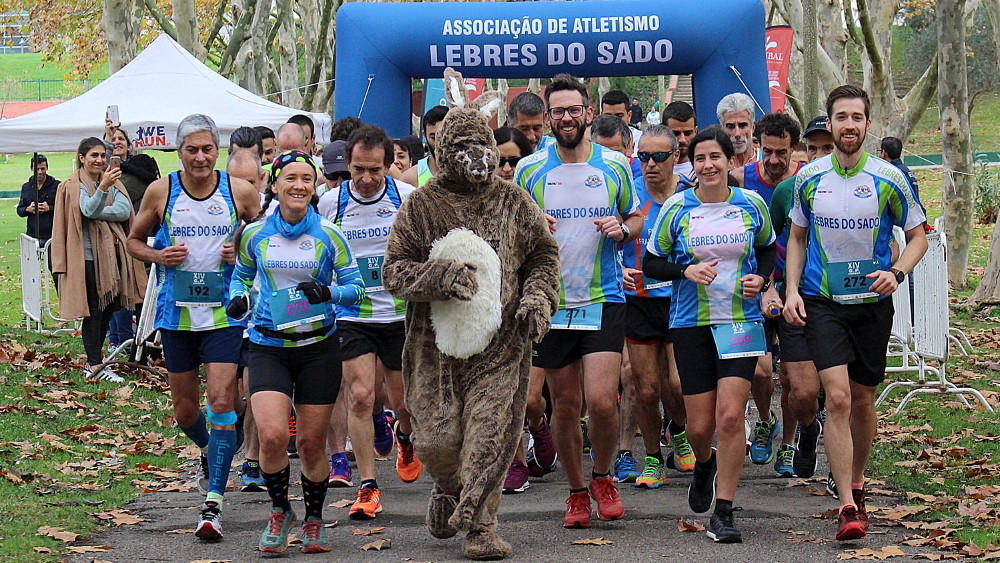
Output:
[0, 34, 331, 154]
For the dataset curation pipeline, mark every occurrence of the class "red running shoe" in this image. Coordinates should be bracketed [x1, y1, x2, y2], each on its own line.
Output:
[563, 491, 591, 528]
[836, 505, 866, 541]
[589, 476, 625, 521]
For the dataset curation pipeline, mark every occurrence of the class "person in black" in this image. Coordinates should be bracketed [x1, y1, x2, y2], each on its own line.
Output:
[17, 154, 59, 243]
[879, 137, 919, 199]
[629, 98, 643, 128]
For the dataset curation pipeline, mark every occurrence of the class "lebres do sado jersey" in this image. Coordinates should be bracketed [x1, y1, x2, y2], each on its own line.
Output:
[317, 177, 415, 323]
[153, 171, 241, 332]
[621, 176, 672, 299]
[646, 187, 775, 328]
[516, 141, 638, 309]
[789, 152, 925, 302]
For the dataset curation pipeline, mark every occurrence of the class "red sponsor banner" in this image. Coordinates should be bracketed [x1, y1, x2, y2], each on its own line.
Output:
[465, 78, 486, 101]
[765, 26, 794, 112]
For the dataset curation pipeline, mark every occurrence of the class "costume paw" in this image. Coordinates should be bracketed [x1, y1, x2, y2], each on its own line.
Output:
[463, 529, 512, 560]
[448, 504, 475, 533]
[427, 489, 459, 539]
[516, 295, 552, 343]
[443, 261, 479, 300]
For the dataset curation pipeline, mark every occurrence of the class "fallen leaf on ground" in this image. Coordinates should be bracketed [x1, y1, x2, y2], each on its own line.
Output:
[189, 560, 233, 563]
[166, 528, 195, 534]
[905, 492, 937, 503]
[781, 528, 810, 535]
[837, 546, 907, 560]
[360, 538, 391, 551]
[66, 546, 111, 553]
[324, 520, 338, 529]
[329, 499, 352, 508]
[353, 526, 386, 536]
[32, 547, 54, 553]
[913, 554, 960, 561]
[677, 519, 705, 532]
[572, 537, 613, 545]
[37, 526, 79, 542]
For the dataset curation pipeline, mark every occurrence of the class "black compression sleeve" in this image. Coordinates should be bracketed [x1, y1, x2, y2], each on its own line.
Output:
[756, 242, 776, 280]
[642, 251, 688, 281]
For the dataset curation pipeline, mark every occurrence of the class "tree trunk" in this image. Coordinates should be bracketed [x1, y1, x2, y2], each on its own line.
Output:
[497, 78, 509, 126]
[527, 78, 540, 94]
[276, 0, 302, 108]
[103, 0, 137, 73]
[597, 77, 610, 109]
[172, 0, 206, 60]
[970, 0, 1000, 302]
[938, 0, 975, 287]
[801, 0, 820, 118]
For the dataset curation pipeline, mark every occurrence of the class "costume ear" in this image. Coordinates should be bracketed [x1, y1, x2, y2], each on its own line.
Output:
[470, 90, 501, 121]
[443, 67, 470, 108]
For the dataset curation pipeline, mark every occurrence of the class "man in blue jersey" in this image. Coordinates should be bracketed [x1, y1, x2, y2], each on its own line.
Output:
[318, 125, 421, 520]
[784, 86, 927, 541]
[127, 114, 261, 541]
[732, 112, 802, 473]
[515, 73, 643, 529]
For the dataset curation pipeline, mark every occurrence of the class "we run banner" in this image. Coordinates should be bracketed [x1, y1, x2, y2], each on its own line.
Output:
[765, 25, 794, 113]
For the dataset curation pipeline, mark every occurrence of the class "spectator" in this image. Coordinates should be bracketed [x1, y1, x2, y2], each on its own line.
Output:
[17, 154, 59, 244]
[104, 123, 160, 212]
[51, 137, 147, 382]
[629, 98, 643, 128]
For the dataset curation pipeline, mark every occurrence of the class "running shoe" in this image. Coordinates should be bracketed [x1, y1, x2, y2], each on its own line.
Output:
[300, 517, 332, 553]
[526, 414, 557, 476]
[793, 418, 822, 478]
[634, 456, 667, 489]
[373, 410, 394, 457]
[749, 411, 781, 464]
[564, 490, 592, 529]
[774, 444, 797, 477]
[349, 487, 383, 520]
[395, 439, 422, 483]
[836, 505, 866, 541]
[240, 460, 265, 492]
[94, 366, 125, 383]
[580, 418, 592, 454]
[669, 429, 697, 472]
[503, 461, 530, 494]
[613, 452, 640, 483]
[589, 476, 625, 521]
[852, 488, 869, 531]
[196, 454, 210, 494]
[287, 414, 298, 458]
[329, 454, 353, 487]
[194, 502, 222, 540]
[826, 471, 839, 499]
[259, 507, 297, 553]
[688, 450, 717, 514]
[707, 510, 743, 543]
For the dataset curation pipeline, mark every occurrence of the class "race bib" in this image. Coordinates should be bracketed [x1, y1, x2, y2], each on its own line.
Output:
[828, 260, 881, 302]
[643, 278, 672, 290]
[271, 286, 328, 330]
[550, 303, 603, 331]
[173, 270, 225, 308]
[711, 321, 767, 359]
[357, 255, 385, 292]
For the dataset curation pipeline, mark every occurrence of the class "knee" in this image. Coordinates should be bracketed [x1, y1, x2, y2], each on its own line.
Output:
[257, 424, 288, 453]
[716, 408, 745, 435]
[824, 387, 852, 415]
[348, 383, 375, 415]
[525, 393, 546, 419]
[753, 366, 772, 383]
[205, 395, 234, 418]
[295, 433, 325, 462]
[636, 383, 660, 409]
[586, 396, 617, 422]
[685, 417, 714, 445]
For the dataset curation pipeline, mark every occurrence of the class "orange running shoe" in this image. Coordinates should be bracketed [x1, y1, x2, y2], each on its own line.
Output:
[349, 487, 383, 520]
[396, 440, 422, 483]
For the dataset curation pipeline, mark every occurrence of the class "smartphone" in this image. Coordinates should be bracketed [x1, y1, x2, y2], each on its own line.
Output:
[106, 105, 120, 127]
[109, 156, 122, 169]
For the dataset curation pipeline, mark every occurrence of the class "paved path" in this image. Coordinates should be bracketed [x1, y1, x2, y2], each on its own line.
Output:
[70, 444, 916, 562]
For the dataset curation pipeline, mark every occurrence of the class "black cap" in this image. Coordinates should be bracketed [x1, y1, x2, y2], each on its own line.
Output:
[322, 140, 348, 174]
[803, 116, 829, 138]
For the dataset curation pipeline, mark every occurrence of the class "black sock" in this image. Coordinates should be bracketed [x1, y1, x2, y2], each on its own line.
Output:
[301, 473, 329, 521]
[570, 487, 588, 494]
[648, 451, 664, 463]
[617, 449, 631, 458]
[262, 465, 292, 512]
[715, 499, 733, 515]
[668, 420, 685, 435]
[591, 471, 611, 480]
[360, 479, 378, 490]
[395, 429, 411, 445]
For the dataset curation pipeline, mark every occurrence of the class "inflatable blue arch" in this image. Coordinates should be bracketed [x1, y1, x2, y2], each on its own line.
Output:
[335, 0, 769, 137]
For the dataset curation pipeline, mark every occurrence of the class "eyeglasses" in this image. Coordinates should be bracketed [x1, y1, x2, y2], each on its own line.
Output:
[325, 172, 350, 182]
[637, 150, 676, 163]
[547, 105, 586, 120]
[498, 156, 521, 168]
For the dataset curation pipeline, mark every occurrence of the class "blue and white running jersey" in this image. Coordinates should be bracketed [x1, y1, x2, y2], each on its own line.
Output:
[622, 176, 672, 299]
[742, 161, 802, 207]
[153, 171, 241, 332]
[789, 152, 926, 302]
[317, 177, 415, 323]
[231, 211, 363, 347]
[647, 187, 775, 328]
[515, 141, 638, 309]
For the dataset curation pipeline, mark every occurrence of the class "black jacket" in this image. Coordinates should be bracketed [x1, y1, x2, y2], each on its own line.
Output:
[16, 174, 60, 240]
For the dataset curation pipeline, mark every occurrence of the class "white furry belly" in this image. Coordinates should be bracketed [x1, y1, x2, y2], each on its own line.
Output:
[428, 228, 502, 359]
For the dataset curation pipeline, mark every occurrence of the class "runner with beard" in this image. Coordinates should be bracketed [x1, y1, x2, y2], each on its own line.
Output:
[784, 85, 927, 541]
[515, 73, 642, 529]
[717, 93, 758, 169]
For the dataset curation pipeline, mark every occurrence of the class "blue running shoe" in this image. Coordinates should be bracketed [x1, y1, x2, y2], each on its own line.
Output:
[329, 454, 353, 487]
[373, 410, 394, 457]
[259, 507, 296, 553]
[774, 444, 796, 477]
[240, 460, 265, 492]
[613, 452, 639, 483]
[749, 411, 781, 464]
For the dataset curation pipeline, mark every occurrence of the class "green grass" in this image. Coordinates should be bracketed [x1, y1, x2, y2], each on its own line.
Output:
[0, 53, 99, 82]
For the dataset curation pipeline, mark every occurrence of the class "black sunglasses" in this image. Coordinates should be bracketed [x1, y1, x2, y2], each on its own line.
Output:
[499, 156, 521, 168]
[325, 171, 350, 182]
[637, 150, 676, 163]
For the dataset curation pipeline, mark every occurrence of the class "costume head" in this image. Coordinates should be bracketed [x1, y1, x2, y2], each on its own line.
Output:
[435, 108, 498, 191]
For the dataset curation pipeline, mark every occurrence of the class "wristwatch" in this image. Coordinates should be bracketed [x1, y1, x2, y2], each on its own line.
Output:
[619, 223, 631, 241]
[761, 277, 772, 292]
[889, 267, 905, 283]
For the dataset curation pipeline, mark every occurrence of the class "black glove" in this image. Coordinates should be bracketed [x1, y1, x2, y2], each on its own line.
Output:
[226, 294, 249, 320]
[296, 281, 332, 304]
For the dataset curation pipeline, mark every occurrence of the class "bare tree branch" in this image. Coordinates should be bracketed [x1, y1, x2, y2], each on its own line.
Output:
[142, 0, 177, 39]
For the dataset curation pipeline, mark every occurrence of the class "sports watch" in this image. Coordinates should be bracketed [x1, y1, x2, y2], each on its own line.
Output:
[889, 267, 905, 283]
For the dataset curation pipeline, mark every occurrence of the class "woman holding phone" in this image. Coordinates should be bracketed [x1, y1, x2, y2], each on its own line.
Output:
[51, 137, 147, 381]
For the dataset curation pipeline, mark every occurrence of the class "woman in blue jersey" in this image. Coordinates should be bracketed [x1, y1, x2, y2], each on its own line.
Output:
[643, 127, 776, 544]
[227, 150, 365, 554]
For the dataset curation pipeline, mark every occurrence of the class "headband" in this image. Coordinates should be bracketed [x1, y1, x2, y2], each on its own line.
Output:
[270, 149, 317, 184]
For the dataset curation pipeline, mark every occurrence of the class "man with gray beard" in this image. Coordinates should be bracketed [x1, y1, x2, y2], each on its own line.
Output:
[717, 93, 758, 169]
